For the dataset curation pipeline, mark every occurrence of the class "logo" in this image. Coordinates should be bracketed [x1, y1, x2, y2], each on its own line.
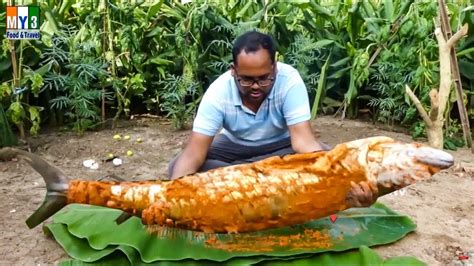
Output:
[6, 5, 41, 40]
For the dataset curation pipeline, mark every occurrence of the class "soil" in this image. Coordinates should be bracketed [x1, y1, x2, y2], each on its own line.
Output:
[0, 116, 473, 265]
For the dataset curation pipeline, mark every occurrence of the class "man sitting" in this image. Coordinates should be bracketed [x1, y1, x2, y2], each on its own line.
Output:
[167, 30, 376, 207]
[168, 30, 327, 178]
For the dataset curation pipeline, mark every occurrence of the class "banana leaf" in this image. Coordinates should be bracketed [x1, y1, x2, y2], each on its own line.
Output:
[259, 245, 425, 266]
[58, 245, 425, 266]
[48, 223, 312, 266]
[43, 203, 416, 264]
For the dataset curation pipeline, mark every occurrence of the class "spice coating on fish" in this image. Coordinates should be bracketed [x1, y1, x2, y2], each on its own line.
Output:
[0, 136, 454, 234]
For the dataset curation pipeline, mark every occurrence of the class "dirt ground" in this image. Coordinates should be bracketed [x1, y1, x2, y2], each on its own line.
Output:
[0, 116, 473, 265]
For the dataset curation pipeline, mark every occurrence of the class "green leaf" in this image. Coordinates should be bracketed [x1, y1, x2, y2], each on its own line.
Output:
[0, 58, 12, 72]
[311, 53, 331, 120]
[457, 47, 474, 58]
[44, 203, 416, 264]
[347, 2, 364, 43]
[58, 246, 425, 266]
[259, 246, 425, 266]
[44, 223, 118, 262]
[0, 83, 11, 98]
[0, 104, 18, 147]
[59, 255, 129, 266]
[384, 0, 394, 22]
[308, 0, 332, 17]
[362, 0, 376, 17]
[32, 62, 53, 76]
[204, 9, 233, 28]
[383, 256, 427, 266]
[279, 0, 309, 3]
[148, 57, 175, 66]
[323, 97, 343, 108]
[236, 0, 253, 18]
[39, 3, 60, 35]
[7, 101, 25, 125]
[145, 26, 163, 38]
[462, 6, 474, 12]
[147, 0, 164, 20]
[27, 73, 44, 97]
[312, 40, 335, 49]
[328, 66, 351, 79]
[459, 59, 474, 80]
[331, 57, 350, 68]
[28, 106, 41, 123]
[57, 0, 73, 21]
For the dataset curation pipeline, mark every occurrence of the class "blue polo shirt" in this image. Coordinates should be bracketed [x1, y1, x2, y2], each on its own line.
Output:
[192, 62, 311, 146]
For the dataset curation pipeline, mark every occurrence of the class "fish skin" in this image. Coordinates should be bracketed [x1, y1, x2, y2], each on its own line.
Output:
[0, 136, 454, 233]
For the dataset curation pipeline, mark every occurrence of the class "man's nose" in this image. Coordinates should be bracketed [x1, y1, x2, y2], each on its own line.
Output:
[250, 82, 260, 89]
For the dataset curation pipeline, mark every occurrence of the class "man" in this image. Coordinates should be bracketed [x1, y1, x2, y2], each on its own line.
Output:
[168, 31, 376, 207]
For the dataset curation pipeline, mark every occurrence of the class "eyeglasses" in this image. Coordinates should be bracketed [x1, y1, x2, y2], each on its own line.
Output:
[234, 68, 275, 87]
[236, 77, 275, 87]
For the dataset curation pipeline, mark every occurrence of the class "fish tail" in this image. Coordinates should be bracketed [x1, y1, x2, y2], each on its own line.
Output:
[0, 147, 69, 229]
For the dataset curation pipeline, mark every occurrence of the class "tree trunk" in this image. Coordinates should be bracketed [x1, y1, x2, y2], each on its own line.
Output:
[405, 19, 468, 149]
[427, 122, 444, 149]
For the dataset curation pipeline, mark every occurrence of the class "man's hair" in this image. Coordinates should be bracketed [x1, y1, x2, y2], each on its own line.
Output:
[232, 31, 277, 65]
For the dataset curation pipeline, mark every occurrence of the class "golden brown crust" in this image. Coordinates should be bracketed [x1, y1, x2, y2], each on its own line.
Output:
[139, 143, 367, 233]
[67, 143, 367, 233]
[67, 180, 163, 215]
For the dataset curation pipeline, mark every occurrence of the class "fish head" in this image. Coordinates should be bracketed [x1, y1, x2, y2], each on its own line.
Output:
[345, 136, 454, 192]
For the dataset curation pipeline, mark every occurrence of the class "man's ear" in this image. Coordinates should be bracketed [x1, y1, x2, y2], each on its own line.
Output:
[230, 63, 236, 77]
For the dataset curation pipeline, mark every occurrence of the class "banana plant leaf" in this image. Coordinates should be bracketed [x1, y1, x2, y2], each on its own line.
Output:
[57, 246, 425, 266]
[43, 202, 416, 264]
[258, 245, 425, 266]
[46, 222, 298, 265]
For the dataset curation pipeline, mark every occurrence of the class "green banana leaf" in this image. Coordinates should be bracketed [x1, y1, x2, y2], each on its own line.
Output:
[49, 223, 313, 266]
[259, 245, 425, 266]
[56, 245, 425, 266]
[44, 203, 416, 264]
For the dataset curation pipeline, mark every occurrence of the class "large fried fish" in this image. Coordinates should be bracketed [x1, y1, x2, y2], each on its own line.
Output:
[0, 136, 454, 233]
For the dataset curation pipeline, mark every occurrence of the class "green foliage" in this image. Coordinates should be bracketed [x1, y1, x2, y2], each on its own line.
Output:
[285, 34, 325, 91]
[0, 39, 44, 137]
[444, 119, 466, 150]
[368, 61, 412, 126]
[0, 104, 17, 147]
[42, 26, 109, 134]
[0, 0, 473, 143]
[157, 72, 200, 130]
[410, 121, 427, 140]
[366, 2, 440, 128]
[44, 203, 417, 264]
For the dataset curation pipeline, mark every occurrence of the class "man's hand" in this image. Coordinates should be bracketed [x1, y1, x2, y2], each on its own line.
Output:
[345, 181, 379, 207]
[288, 121, 327, 153]
[170, 132, 214, 179]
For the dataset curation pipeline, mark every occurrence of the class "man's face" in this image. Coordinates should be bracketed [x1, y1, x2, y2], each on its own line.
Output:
[231, 49, 276, 105]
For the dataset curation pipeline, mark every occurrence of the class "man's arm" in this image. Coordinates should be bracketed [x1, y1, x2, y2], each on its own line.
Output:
[288, 120, 325, 153]
[280, 67, 325, 153]
[170, 75, 225, 179]
[289, 121, 377, 207]
[170, 132, 214, 179]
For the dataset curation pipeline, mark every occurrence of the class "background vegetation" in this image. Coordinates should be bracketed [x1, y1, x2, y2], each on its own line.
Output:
[1, 0, 473, 150]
